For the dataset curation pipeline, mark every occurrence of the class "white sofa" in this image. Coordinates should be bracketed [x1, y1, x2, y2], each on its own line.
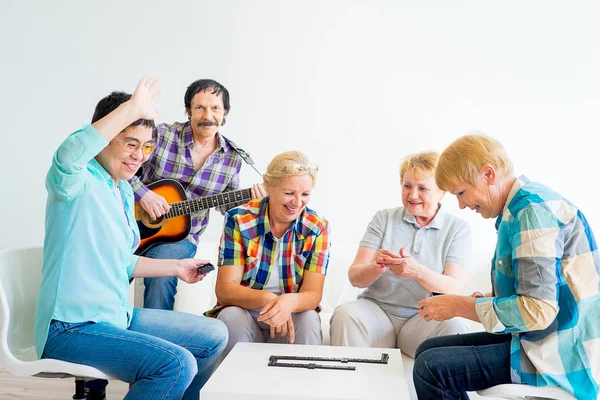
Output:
[134, 241, 495, 400]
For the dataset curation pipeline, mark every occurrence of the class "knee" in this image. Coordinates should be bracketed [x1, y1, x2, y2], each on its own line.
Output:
[210, 319, 229, 354]
[414, 337, 439, 360]
[438, 317, 471, 335]
[156, 348, 198, 387]
[330, 303, 357, 328]
[194, 317, 229, 356]
[413, 348, 437, 384]
[295, 310, 320, 327]
[293, 310, 322, 344]
[217, 307, 254, 341]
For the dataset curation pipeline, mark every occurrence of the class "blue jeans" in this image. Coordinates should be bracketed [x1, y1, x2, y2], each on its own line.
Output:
[413, 331, 512, 399]
[43, 308, 228, 400]
[144, 240, 198, 310]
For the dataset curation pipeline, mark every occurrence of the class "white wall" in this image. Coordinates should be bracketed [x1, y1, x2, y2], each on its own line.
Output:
[2, 1, 599, 287]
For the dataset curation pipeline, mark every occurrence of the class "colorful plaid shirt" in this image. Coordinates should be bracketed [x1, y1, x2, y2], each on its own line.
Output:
[205, 197, 330, 317]
[475, 176, 600, 398]
[130, 121, 242, 245]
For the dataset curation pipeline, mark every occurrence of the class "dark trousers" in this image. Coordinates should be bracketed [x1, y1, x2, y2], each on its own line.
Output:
[413, 331, 512, 399]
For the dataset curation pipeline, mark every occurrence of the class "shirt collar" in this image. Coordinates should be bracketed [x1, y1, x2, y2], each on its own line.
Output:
[495, 175, 528, 230]
[402, 204, 445, 230]
[260, 197, 305, 240]
[88, 158, 133, 194]
[89, 158, 114, 186]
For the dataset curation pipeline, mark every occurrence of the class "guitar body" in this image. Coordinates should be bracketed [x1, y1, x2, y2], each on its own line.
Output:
[134, 179, 252, 256]
[135, 179, 191, 256]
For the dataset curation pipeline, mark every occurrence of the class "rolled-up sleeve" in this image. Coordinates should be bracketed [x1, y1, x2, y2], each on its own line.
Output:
[303, 220, 330, 275]
[218, 211, 246, 266]
[47, 125, 108, 199]
[477, 206, 560, 333]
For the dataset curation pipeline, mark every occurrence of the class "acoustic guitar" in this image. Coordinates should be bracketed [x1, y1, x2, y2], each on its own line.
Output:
[134, 179, 252, 255]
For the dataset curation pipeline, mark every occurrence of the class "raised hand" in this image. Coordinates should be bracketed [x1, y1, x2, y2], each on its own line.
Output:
[375, 247, 422, 279]
[130, 76, 161, 120]
[373, 248, 400, 269]
[387, 247, 422, 278]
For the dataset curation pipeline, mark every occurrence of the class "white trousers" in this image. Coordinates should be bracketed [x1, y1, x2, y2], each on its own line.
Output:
[216, 306, 322, 359]
[329, 298, 471, 357]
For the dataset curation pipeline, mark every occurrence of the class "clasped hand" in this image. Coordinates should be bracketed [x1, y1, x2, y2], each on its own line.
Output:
[257, 294, 297, 343]
[375, 247, 421, 278]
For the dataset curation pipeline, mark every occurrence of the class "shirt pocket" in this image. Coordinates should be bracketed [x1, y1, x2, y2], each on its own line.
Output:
[246, 237, 261, 259]
[495, 254, 514, 277]
[492, 254, 514, 296]
[293, 252, 307, 268]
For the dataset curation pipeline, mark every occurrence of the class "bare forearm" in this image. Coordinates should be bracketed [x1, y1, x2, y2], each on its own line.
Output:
[92, 101, 141, 142]
[348, 262, 384, 288]
[415, 267, 465, 294]
[289, 290, 322, 313]
[454, 296, 480, 322]
[132, 257, 177, 278]
[216, 283, 276, 309]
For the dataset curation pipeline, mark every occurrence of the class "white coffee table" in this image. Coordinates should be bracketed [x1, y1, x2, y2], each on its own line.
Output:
[201, 342, 409, 400]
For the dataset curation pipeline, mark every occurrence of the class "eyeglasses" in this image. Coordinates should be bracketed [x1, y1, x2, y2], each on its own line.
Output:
[282, 164, 319, 174]
[115, 138, 157, 155]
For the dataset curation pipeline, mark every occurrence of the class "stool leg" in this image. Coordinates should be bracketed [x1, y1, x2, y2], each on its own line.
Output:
[73, 378, 86, 399]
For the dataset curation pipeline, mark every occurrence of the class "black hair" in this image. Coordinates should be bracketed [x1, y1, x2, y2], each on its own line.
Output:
[184, 79, 230, 119]
[91, 91, 155, 129]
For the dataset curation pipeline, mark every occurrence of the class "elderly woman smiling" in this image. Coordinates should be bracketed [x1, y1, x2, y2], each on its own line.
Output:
[330, 151, 472, 357]
[413, 134, 600, 399]
[207, 151, 330, 358]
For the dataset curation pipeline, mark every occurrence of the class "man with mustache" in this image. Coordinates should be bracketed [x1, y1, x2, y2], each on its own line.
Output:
[130, 79, 266, 312]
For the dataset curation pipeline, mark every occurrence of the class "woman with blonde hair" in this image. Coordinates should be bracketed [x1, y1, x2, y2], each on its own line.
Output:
[330, 151, 472, 357]
[414, 134, 600, 399]
[207, 151, 330, 358]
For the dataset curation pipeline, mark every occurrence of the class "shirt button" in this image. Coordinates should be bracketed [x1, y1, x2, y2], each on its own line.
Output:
[498, 260, 503, 265]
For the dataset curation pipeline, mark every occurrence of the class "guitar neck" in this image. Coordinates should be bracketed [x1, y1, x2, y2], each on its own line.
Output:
[166, 188, 252, 218]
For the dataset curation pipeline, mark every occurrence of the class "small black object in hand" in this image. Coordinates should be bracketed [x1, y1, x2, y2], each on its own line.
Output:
[197, 263, 215, 275]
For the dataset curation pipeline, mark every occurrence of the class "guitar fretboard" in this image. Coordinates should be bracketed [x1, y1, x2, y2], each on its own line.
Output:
[165, 188, 252, 218]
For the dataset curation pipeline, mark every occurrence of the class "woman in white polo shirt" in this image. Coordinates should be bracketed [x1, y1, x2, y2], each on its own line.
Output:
[330, 151, 472, 357]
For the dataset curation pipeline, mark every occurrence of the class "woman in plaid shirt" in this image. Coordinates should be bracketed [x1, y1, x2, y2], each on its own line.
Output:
[414, 134, 600, 399]
[208, 151, 330, 359]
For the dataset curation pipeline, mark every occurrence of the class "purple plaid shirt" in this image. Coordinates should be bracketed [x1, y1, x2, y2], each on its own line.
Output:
[130, 121, 243, 245]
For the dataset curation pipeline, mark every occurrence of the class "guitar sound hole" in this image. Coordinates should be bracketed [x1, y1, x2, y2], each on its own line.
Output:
[150, 215, 164, 224]
[142, 213, 165, 228]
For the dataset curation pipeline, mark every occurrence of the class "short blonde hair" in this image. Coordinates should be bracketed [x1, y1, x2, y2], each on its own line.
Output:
[436, 134, 514, 192]
[263, 151, 318, 187]
[399, 151, 440, 182]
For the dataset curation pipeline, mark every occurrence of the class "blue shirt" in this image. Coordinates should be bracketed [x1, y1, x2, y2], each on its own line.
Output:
[475, 176, 600, 398]
[34, 125, 140, 358]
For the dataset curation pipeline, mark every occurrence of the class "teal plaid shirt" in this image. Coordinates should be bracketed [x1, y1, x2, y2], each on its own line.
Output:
[475, 176, 600, 398]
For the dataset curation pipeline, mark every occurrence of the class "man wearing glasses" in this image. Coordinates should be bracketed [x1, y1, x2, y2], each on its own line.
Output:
[129, 79, 266, 312]
[37, 77, 228, 400]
